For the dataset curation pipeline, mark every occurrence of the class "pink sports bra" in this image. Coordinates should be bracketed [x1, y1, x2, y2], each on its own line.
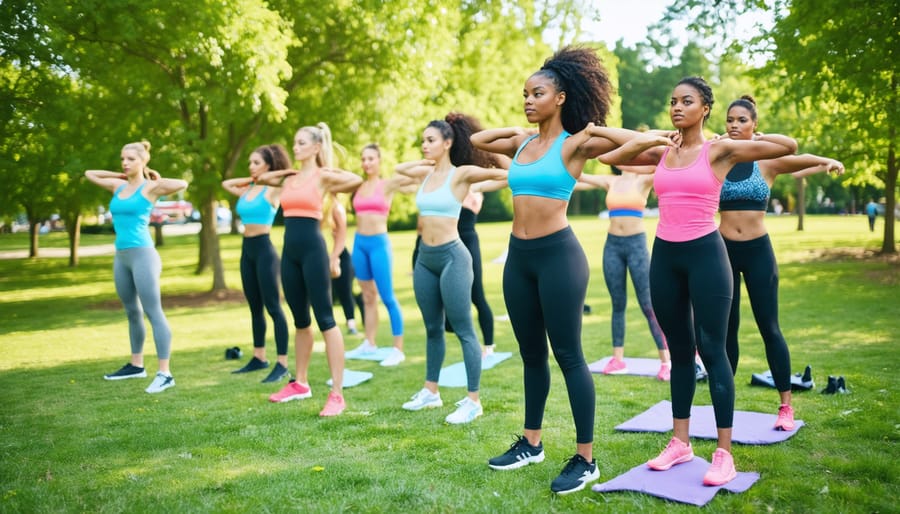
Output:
[352, 179, 391, 216]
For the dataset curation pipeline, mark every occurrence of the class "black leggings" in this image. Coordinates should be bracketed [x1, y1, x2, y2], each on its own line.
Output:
[331, 248, 357, 323]
[445, 228, 495, 346]
[650, 231, 734, 428]
[725, 234, 792, 392]
[281, 218, 336, 331]
[504, 227, 594, 444]
[240, 234, 289, 355]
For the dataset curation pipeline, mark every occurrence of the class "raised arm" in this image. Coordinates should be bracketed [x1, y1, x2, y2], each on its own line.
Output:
[574, 172, 614, 191]
[221, 176, 254, 197]
[321, 167, 364, 194]
[84, 170, 127, 193]
[143, 169, 188, 200]
[585, 126, 674, 166]
[256, 169, 297, 186]
[395, 159, 435, 180]
[759, 154, 845, 179]
[470, 127, 533, 157]
[471, 179, 508, 193]
[384, 174, 422, 195]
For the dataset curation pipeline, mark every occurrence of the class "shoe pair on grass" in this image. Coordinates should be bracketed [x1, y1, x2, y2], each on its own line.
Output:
[488, 435, 599, 495]
[104, 364, 174, 394]
[268, 380, 345, 417]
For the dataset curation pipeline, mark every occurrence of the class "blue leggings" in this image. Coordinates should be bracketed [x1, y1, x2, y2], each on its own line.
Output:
[602, 233, 666, 350]
[414, 239, 481, 393]
[724, 234, 792, 392]
[504, 227, 594, 444]
[281, 218, 336, 331]
[351, 232, 403, 336]
[113, 247, 172, 359]
[650, 231, 734, 428]
[241, 234, 289, 355]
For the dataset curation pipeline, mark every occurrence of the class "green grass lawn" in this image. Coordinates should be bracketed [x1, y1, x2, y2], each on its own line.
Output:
[0, 215, 897, 512]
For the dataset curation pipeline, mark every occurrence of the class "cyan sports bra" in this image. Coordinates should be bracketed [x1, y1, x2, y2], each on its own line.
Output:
[508, 132, 575, 201]
[236, 185, 276, 225]
[416, 167, 461, 218]
[719, 161, 770, 211]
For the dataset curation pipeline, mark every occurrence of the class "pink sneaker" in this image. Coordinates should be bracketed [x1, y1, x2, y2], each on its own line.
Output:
[319, 392, 346, 417]
[703, 448, 737, 486]
[647, 437, 694, 470]
[602, 358, 628, 375]
[269, 380, 311, 403]
[656, 363, 671, 381]
[774, 404, 795, 431]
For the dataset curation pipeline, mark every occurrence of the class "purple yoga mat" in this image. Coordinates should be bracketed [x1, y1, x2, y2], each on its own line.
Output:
[616, 400, 805, 444]
[588, 357, 662, 377]
[592, 457, 760, 506]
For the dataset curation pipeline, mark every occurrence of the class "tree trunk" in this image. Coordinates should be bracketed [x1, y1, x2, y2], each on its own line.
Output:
[28, 209, 39, 258]
[881, 130, 897, 254]
[196, 198, 227, 291]
[229, 199, 241, 235]
[153, 223, 164, 247]
[67, 213, 81, 267]
[795, 176, 805, 231]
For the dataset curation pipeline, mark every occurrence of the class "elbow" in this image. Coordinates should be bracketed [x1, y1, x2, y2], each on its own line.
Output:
[786, 139, 799, 154]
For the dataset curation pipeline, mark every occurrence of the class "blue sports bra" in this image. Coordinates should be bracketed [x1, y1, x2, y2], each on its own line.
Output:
[236, 186, 276, 225]
[508, 131, 575, 201]
[416, 167, 462, 218]
[719, 161, 770, 211]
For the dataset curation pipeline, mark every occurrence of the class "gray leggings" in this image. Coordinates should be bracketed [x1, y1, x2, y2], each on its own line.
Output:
[602, 233, 667, 350]
[113, 247, 172, 359]
[414, 239, 481, 392]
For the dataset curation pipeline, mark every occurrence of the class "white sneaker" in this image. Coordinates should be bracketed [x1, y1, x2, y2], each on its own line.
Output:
[402, 388, 442, 411]
[380, 348, 406, 367]
[445, 397, 483, 424]
[483, 346, 495, 358]
[346, 340, 377, 358]
[145, 372, 175, 394]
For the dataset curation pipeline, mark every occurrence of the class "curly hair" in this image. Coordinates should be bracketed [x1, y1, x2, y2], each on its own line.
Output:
[534, 46, 612, 133]
[677, 76, 715, 122]
[728, 94, 758, 122]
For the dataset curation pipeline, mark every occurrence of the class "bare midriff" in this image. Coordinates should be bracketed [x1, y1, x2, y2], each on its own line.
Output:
[718, 210, 768, 241]
[511, 196, 569, 239]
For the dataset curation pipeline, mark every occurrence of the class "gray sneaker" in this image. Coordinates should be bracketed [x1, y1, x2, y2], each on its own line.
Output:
[145, 372, 175, 393]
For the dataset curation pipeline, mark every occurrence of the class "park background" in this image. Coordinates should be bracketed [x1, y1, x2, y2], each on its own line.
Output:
[1, 0, 897, 512]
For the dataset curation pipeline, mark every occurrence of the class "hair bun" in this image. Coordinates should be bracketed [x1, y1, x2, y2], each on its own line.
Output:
[740, 95, 756, 106]
[141, 140, 151, 152]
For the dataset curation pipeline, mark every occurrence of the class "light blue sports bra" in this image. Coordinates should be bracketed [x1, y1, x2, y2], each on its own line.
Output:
[416, 167, 462, 218]
[236, 186, 276, 225]
[110, 183, 154, 250]
[508, 131, 575, 201]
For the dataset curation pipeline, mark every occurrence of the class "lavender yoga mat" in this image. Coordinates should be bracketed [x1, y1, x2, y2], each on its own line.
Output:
[616, 400, 805, 444]
[592, 457, 760, 506]
[438, 352, 513, 387]
[588, 357, 662, 377]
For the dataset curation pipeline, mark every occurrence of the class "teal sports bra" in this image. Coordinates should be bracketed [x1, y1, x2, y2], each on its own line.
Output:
[416, 167, 462, 218]
[236, 186, 277, 225]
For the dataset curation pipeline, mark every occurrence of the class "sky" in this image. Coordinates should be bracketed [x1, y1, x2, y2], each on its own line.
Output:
[586, 0, 674, 48]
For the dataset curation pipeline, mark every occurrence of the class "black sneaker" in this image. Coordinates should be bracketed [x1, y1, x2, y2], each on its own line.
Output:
[836, 376, 849, 394]
[104, 363, 147, 381]
[821, 375, 838, 394]
[488, 435, 545, 470]
[550, 454, 600, 495]
[261, 362, 289, 383]
[232, 357, 269, 374]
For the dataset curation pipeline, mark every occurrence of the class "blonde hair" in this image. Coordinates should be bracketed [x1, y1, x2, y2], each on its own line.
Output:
[122, 140, 151, 164]
[300, 122, 333, 168]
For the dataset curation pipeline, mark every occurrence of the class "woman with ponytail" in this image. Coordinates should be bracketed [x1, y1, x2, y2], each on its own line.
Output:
[85, 141, 188, 393]
[222, 144, 291, 384]
[719, 95, 843, 430]
[395, 112, 507, 426]
[256, 123, 363, 417]
[472, 46, 673, 495]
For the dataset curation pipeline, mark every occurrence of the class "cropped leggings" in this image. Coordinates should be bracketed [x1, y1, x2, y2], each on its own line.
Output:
[331, 248, 358, 323]
[650, 231, 734, 428]
[602, 232, 667, 350]
[504, 227, 594, 444]
[414, 239, 481, 393]
[724, 234, 791, 392]
[281, 217, 336, 331]
[352, 232, 403, 336]
[241, 234, 288, 355]
[113, 247, 171, 359]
